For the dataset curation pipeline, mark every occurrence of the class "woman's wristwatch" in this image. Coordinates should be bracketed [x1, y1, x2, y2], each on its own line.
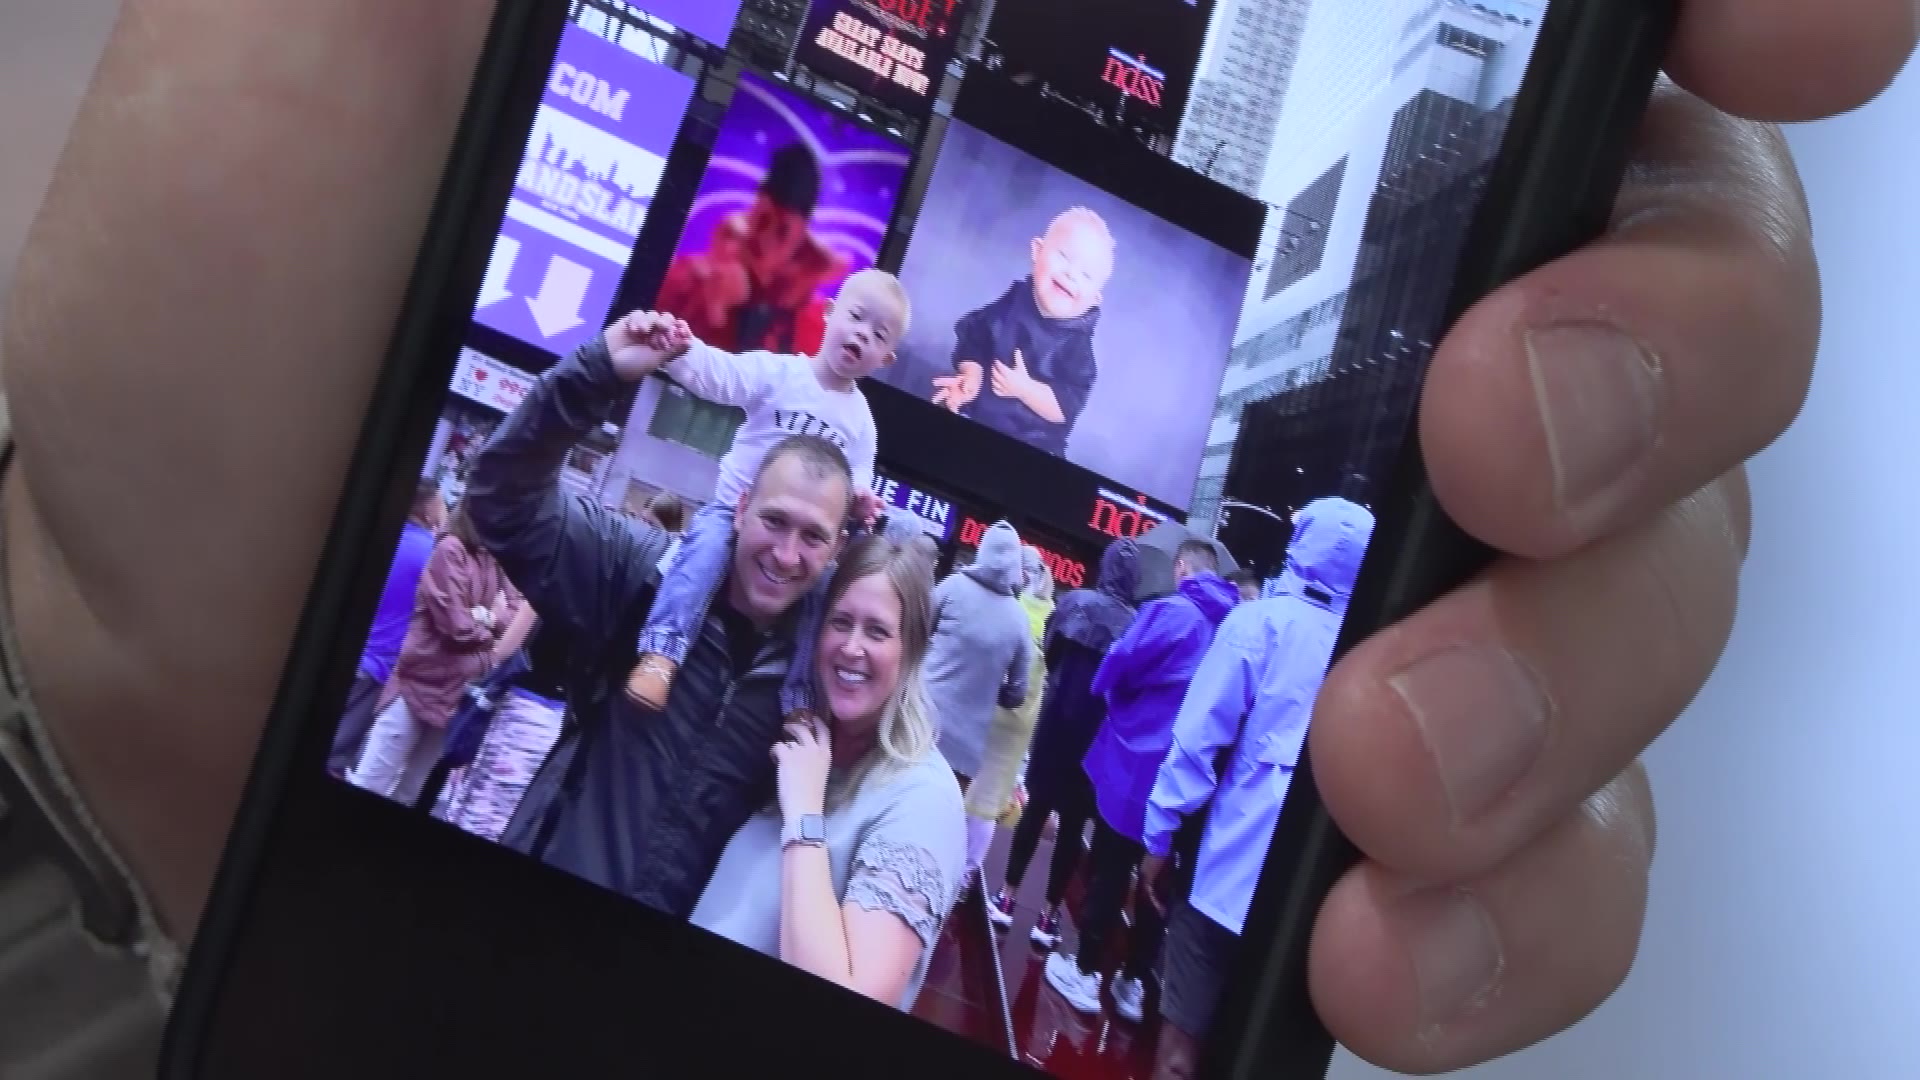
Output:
[781, 814, 827, 850]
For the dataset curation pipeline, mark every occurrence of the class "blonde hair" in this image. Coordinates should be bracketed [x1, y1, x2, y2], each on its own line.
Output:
[820, 535, 938, 808]
[1047, 206, 1116, 255]
[838, 268, 913, 340]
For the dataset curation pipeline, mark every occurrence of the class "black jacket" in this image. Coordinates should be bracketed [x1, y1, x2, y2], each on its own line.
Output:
[472, 338, 794, 918]
[1021, 635, 1108, 801]
[952, 279, 1100, 456]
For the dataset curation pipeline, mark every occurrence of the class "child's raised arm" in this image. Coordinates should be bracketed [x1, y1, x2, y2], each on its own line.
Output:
[604, 310, 692, 384]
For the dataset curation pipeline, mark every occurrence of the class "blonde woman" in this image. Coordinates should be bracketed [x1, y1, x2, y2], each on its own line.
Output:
[690, 537, 965, 1012]
[962, 547, 1055, 885]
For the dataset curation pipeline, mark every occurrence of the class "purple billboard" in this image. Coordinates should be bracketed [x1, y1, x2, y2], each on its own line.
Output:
[473, 24, 696, 358]
[654, 73, 912, 357]
[641, 0, 746, 46]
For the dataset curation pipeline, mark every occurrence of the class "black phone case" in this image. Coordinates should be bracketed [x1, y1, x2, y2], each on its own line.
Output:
[162, 1, 1677, 1076]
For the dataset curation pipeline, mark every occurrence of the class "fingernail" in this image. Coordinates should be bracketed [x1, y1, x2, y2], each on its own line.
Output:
[1390, 646, 1551, 825]
[1391, 886, 1505, 1028]
[1526, 322, 1664, 524]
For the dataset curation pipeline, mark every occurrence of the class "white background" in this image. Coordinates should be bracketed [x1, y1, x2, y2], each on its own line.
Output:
[3, 4, 1915, 1077]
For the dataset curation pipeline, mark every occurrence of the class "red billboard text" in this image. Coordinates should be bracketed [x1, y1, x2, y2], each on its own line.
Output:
[957, 516, 1088, 591]
[1102, 55, 1165, 108]
[1088, 495, 1161, 542]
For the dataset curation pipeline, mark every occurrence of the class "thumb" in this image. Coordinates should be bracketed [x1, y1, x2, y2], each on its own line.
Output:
[1013, 348, 1026, 370]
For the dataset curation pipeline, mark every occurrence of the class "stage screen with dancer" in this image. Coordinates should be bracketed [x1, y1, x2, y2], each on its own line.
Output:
[655, 72, 913, 358]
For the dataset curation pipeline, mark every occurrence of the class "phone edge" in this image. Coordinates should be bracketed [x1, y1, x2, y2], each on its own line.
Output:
[1203, 1, 1680, 1076]
[158, 1, 567, 1072]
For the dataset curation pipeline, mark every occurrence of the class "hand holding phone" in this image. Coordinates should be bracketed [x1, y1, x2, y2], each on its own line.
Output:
[94, 1, 1885, 1078]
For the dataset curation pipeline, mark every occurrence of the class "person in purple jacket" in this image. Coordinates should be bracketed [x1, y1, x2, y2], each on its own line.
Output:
[1136, 497, 1376, 1074]
[1044, 539, 1240, 1021]
[327, 478, 445, 777]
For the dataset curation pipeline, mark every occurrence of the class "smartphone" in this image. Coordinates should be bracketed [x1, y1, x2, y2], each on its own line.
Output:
[164, 1, 1673, 1077]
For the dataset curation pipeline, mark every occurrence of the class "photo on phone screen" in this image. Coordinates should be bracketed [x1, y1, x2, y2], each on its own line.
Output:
[326, 0, 1550, 1074]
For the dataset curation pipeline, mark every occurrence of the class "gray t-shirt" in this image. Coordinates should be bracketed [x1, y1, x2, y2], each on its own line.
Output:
[688, 752, 967, 1012]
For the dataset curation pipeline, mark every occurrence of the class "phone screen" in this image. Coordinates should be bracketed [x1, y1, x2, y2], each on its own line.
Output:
[329, 0, 1552, 1073]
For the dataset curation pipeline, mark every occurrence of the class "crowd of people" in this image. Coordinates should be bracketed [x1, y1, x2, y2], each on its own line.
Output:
[330, 273, 1375, 1047]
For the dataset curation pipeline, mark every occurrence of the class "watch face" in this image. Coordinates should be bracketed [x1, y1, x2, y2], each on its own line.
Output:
[802, 815, 827, 843]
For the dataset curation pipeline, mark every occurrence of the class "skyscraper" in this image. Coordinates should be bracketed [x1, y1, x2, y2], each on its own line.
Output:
[1189, 0, 1546, 538]
[1173, 0, 1314, 197]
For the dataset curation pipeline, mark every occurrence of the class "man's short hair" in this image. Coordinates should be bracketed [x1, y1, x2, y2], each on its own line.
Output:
[411, 478, 442, 521]
[1176, 539, 1220, 575]
[754, 435, 854, 502]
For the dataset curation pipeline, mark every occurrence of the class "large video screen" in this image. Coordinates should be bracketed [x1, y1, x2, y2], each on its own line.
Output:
[982, 0, 1216, 132]
[654, 71, 912, 357]
[878, 120, 1253, 509]
[798, 0, 973, 116]
[472, 24, 695, 358]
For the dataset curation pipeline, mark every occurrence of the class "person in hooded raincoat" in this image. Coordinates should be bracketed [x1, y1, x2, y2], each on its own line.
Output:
[1136, 497, 1376, 1065]
[926, 521, 1033, 803]
[1044, 540, 1241, 1022]
[962, 547, 1055, 881]
[989, 539, 1141, 946]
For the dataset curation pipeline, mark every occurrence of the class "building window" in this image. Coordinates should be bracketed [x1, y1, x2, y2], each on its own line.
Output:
[648, 380, 746, 458]
[1266, 158, 1348, 299]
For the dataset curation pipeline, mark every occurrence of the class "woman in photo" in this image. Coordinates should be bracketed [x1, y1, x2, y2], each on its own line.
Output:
[690, 536, 965, 1012]
[989, 538, 1141, 945]
[961, 547, 1055, 885]
[348, 500, 521, 805]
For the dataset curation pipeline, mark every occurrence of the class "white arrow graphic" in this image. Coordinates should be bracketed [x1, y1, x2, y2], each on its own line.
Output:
[476, 235, 520, 310]
[525, 255, 592, 339]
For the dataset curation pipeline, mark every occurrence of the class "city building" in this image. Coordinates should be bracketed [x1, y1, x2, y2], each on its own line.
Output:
[1189, 0, 1547, 548]
[1173, 0, 1313, 197]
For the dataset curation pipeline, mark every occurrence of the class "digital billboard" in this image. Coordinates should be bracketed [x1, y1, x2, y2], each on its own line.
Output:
[642, 0, 747, 47]
[654, 72, 913, 356]
[473, 24, 696, 358]
[879, 119, 1254, 509]
[981, 0, 1216, 133]
[798, 0, 972, 116]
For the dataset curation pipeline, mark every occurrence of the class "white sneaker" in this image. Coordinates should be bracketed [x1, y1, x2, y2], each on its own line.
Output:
[1112, 975, 1146, 1023]
[1044, 951, 1104, 1016]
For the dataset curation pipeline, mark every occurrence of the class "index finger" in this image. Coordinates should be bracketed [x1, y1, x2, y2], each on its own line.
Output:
[1669, 0, 1916, 121]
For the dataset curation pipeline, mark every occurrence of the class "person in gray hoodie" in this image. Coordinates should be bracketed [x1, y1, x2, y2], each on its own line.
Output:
[927, 521, 1034, 825]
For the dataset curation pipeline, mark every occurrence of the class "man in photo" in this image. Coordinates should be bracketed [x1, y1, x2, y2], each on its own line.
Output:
[619, 269, 904, 720]
[465, 322, 858, 918]
[656, 142, 849, 357]
[1135, 497, 1377, 1075]
[931, 207, 1116, 457]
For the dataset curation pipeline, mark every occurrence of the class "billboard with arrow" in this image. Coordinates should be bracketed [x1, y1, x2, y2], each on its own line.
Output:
[473, 23, 697, 358]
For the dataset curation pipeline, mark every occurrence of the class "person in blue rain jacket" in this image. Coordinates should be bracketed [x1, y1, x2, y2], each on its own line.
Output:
[1043, 539, 1241, 1021]
[1137, 496, 1377, 1059]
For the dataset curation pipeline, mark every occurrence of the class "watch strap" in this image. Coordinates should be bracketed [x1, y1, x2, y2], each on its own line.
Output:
[782, 814, 827, 848]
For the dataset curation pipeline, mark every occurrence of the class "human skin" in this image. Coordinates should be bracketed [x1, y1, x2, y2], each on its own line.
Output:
[1, 0, 1914, 1072]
